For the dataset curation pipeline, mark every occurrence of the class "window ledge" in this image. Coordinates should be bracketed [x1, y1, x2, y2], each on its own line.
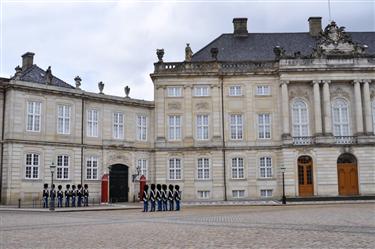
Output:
[257, 178, 276, 181]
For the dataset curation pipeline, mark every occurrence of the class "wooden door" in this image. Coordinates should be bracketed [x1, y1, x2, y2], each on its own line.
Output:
[337, 163, 359, 196]
[298, 156, 314, 196]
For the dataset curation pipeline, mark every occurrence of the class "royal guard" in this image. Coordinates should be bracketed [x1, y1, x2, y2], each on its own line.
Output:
[168, 184, 174, 211]
[50, 184, 56, 207]
[83, 184, 89, 207]
[42, 183, 49, 208]
[64, 184, 71, 207]
[174, 185, 181, 211]
[71, 185, 77, 207]
[143, 184, 149, 212]
[162, 184, 168, 211]
[77, 184, 83, 207]
[150, 184, 156, 212]
[57, 185, 63, 208]
[156, 184, 162, 211]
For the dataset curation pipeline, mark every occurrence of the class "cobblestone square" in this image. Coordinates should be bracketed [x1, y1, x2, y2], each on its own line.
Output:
[1, 203, 374, 249]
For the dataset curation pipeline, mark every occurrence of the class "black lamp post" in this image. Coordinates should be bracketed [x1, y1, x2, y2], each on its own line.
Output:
[49, 162, 56, 211]
[281, 166, 286, 205]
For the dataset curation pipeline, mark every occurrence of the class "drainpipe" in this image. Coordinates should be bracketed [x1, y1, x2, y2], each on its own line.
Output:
[220, 74, 227, 201]
[80, 96, 84, 185]
[0, 87, 6, 202]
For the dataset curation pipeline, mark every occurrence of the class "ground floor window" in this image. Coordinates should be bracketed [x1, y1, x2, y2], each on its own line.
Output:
[232, 190, 245, 198]
[25, 153, 39, 179]
[197, 190, 210, 199]
[260, 189, 273, 197]
[169, 158, 182, 180]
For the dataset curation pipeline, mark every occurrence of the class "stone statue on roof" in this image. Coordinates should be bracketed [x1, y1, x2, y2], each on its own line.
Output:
[185, 43, 193, 62]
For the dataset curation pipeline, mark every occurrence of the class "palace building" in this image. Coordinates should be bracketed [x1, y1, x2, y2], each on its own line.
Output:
[1, 17, 375, 205]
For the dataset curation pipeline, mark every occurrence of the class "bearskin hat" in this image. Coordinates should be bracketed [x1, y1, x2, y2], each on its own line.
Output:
[72, 185, 76, 189]
[77, 184, 82, 189]
[58, 185, 62, 190]
[175, 185, 180, 191]
[144, 184, 149, 191]
[157, 184, 161, 190]
[169, 184, 173, 191]
[51, 184, 55, 189]
[84, 184, 88, 189]
[151, 184, 155, 190]
[162, 184, 167, 191]
[44, 183, 48, 188]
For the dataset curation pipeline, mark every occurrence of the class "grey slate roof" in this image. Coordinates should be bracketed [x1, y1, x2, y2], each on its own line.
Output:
[15, 65, 75, 89]
[192, 32, 375, 62]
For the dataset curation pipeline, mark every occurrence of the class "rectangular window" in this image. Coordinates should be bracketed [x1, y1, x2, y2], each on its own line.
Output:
[258, 114, 271, 139]
[197, 191, 210, 199]
[231, 157, 244, 179]
[169, 158, 182, 180]
[232, 190, 245, 198]
[168, 115, 181, 140]
[230, 114, 243, 140]
[229, 86, 242, 96]
[56, 155, 69, 180]
[57, 105, 70, 134]
[25, 153, 39, 179]
[197, 158, 210, 180]
[196, 115, 209, 140]
[87, 109, 98, 137]
[113, 112, 124, 139]
[194, 86, 209, 97]
[259, 156, 272, 178]
[260, 189, 273, 197]
[86, 156, 98, 180]
[167, 87, 182, 97]
[256, 85, 271, 96]
[137, 115, 147, 141]
[138, 159, 148, 178]
[26, 101, 41, 132]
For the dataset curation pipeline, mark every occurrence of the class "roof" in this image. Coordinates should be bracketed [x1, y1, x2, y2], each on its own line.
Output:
[14, 65, 75, 89]
[192, 32, 375, 62]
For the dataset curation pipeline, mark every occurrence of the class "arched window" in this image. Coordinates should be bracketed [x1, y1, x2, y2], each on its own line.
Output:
[292, 100, 309, 137]
[332, 99, 349, 136]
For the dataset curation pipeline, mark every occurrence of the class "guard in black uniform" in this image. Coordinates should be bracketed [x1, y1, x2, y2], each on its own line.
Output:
[42, 183, 49, 208]
[174, 185, 181, 211]
[57, 185, 63, 208]
[156, 184, 162, 211]
[143, 184, 149, 212]
[162, 184, 168, 211]
[168, 184, 174, 211]
[150, 184, 156, 212]
[83, 184, 89, 207]
[71, 185, 77, 207]
[50, 184, 56, 207]
[77, 184, 83, 207]
[64, 184, 71, 207]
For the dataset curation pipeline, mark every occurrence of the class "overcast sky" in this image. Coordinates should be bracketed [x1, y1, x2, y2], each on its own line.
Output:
[1, 0, 374, 100]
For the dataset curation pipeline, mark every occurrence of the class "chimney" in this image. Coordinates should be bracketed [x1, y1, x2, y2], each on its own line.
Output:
[308, 17, 322, 37]
[233, 18, 248, 37]
[22, 52, 35, 70]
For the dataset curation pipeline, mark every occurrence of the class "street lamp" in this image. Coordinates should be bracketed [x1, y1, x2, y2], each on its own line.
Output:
[281, 166, 286, 205]
[49, 162, 56, 211]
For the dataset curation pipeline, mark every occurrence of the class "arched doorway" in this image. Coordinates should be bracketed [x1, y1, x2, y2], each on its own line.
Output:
[109, 164, 129, 202]
[337, 153, 359, 196]
[298, 155, 314, 196]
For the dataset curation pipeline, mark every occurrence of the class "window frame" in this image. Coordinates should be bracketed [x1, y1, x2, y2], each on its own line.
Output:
[168, 115, 182, 141]
[232, 190, 245, 198]
[25, 153, 40, 179]
[258, 113, 271, 139]
[256, 85, 271, 96]
[168, 158, 182, 180]
[229, 85, 242, 96]
[167, 87, 182, 97]
[197, 158, 210, 180]
[259, 156, 273, 178]
[137, 115, 147, 141]
[197, 190, 210, 199]
[113, 112, 124, 139]
[87, 109, 99, 137]
[332, 98, 350, 136]
[26, 101, 41, 132]
[196, 114, 209, 140]
[57, 104, 71, 135]
[137, 159, 148, 178]
[231, 157, 245, 179]
[194, 85, 210, 97]
[260, 189, 273, 197]
[292, 99, 309, 137]
[86, 156, 99, 180]
[230, 114, 243, 140]
[56, 155, 69, 180]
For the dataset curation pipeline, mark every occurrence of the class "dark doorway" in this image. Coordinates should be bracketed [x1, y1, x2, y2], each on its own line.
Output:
[109, 164, 129, 202]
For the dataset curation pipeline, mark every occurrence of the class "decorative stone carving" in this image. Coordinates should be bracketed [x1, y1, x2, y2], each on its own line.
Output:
[273, 46, 286, 60]
[45, 66, 53, 85]
[156, 49, 164, 63]
[108, 153, 130, 166]
[332, 87, 350, 99]
[185, 43, 193, 62]
[168, 102, 181, 110]
[14, 66, 22, 79]
[196, 102, 209, 110]
[74, 76, 82, 89]
[124, 85, 130, 98]
[289, 88, 310, 102]
[98, 81, 104, 94]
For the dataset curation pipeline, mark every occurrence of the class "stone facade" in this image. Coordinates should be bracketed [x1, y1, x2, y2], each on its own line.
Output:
[1, 17, 375, 205]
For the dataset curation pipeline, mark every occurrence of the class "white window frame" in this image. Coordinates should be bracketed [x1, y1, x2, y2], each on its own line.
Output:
[137, 115, 147, 141]
[260, 189, 273, 197]
[86, 156, 98, 180]
[332, 99, 350, 136]
[87, 109, 99, 137]
[258, 113, 271, 139]
[256, 85, 271, 96]
[57, 105, 71, 135]
[168, 158, 182, 180]
[168, 115, 182, 140]
[231, 157, 244, 179]
[194, 85, 209, 97]
[138, 159, 148, 178]
[232, 190, 245, 198]
[197, 190, 210, 199]
[229, 85, 242, 96]
[230, 114, 243, 140]
[197, 158, 210, 180]
[25, 153, 39, 179]
[196, 114, 209, 140]
[113, 112, 124, 139]
[292, 99, 309, 137]
[167, 87, 182, 97]
[259, 156, 272, 178]
[26, 101, 41, 132]
[56, 155, 69, 180]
